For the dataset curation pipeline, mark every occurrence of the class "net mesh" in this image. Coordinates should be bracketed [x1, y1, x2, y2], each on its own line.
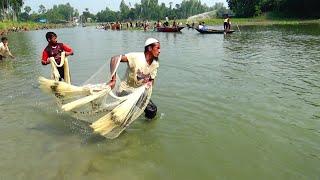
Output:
[39, 56, 152, 139]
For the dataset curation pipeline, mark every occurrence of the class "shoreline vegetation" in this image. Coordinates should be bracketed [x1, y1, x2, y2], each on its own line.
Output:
[202, 17, 320, 27]
[1, 16, 319, 35]
[0, 21, 66, 35]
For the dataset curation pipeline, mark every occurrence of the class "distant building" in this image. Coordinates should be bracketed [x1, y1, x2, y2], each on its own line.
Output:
[38, 18, 47, 23]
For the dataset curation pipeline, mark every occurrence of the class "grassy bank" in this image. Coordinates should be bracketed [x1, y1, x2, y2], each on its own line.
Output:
[196, 14, 320, 26]
[0, 21, 65, 35]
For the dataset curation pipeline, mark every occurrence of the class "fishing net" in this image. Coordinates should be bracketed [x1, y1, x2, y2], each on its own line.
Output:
[39, 54, 152, 139]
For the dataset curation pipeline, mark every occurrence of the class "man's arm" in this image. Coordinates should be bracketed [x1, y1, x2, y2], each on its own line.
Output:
[62, 44, 74, 56]
[8, 51, 14, 59]
[41, 50, 50, 65]
[108, 55, 128, 89]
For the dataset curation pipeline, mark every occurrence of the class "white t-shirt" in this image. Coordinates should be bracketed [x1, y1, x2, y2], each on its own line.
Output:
[121, 52, 159, 90]
[0, 42, 11, 57]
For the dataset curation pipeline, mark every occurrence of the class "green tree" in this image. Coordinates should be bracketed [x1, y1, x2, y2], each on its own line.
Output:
[24, 6, 32, 14]
[120, 0, 130, 20]
[38, 4, 46, 14]
[0, 0, 24, 21]
[20, 5, 32, 21]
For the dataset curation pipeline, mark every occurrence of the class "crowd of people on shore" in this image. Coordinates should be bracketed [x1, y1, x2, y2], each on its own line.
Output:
[0, 24, 59, 36]
[97, 18, 184, 31]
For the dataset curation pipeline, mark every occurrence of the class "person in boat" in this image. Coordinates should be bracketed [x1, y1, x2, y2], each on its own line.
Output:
[172, 18, 177, 27]
[41, 32, 74, 81]
[198, 22, 207, 30]
[163, 17, 169, 27]
[108, 38, 160, 119]
[156, 20, 162, 28]
[224, 15, 231, 31]
[0, 37, 15, 60]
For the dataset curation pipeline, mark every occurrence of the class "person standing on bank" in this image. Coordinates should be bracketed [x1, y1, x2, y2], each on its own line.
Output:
[41, 32, 74, 81]
[108, 38, 160, 119]
[0, 37, 15, 60]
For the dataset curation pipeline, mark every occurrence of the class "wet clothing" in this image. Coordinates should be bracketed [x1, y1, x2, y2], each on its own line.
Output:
[224, 18, 231, 30]
[41, 43, 73, 81]
[118, 52, 159, 119]
[0, 42, 13, 59]
[120, 52, 159, 90]
[41, 43, 73, 65]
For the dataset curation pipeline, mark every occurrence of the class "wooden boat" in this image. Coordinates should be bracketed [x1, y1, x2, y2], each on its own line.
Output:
[195, 28, 235, 34]
[156, 26, 184, 32]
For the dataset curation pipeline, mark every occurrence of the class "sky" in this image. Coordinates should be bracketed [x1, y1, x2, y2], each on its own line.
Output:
[24, 0, 228, 14]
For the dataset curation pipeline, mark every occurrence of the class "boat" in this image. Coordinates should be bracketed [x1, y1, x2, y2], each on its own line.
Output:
[195, 28, 235, 34]
[156, 26, 184, 32]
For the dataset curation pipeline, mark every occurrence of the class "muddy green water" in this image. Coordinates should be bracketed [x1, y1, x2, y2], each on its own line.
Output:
[0, 24, 319, 179]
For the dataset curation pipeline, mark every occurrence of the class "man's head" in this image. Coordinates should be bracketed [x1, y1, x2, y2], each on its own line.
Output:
[1, 37, 8, 43]
[45, 32, 57, 44]
[144, 38, 160, 60]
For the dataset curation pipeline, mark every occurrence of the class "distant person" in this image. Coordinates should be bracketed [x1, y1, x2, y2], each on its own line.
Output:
[224, 15, 231, 31]
[198, 22, 207, 30]
[164, 17, 169, 27]
[144, 20, 149, 31]
[0, 37, 15, 60]
[41, 32, 74, 81]
[156, 20, 162, 27]
[172, 18, 177, 27]
[198, 22, 203, 29]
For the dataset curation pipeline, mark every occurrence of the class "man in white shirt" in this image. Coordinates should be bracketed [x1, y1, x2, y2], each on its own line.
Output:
[0, 37, 15, 60]
[108, 38, 161, 119]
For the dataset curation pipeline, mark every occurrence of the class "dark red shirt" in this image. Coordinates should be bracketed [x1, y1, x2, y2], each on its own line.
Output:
[41, 43, 73, 65]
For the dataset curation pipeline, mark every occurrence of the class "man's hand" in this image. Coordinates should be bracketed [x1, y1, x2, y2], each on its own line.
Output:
[146, 81, 152, 89]
[65, 51, 74, 56]
[108, 79, 116, 89]
[42, 58, 51, 65]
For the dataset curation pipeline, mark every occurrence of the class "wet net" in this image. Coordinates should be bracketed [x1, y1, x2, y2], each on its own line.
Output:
[39, 55, 152, 139]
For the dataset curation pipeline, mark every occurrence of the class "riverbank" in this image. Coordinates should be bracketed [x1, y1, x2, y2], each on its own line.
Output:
[0, 21, 66, 36]
[195, 15, 320, 26]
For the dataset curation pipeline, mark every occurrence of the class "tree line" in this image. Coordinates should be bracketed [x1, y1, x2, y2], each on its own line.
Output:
[0, 0, 23, 21]
[227, 0, 320, 18]
[1, 0, 229, 23]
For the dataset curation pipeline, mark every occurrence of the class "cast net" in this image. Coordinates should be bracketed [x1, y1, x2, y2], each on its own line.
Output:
[39, 54, 152, 139]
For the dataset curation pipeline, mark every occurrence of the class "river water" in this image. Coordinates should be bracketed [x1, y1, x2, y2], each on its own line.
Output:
[0, 24, 319, 179]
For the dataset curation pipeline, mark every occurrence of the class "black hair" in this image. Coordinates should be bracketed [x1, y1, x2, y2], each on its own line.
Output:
[45, 32, 57, 41]
[1, 37, 8, 42]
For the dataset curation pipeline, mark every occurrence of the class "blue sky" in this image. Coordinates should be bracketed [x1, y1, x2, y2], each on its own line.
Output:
[24, 0, 228, 14]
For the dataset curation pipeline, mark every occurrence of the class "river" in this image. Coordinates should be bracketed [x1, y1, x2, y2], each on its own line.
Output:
[0, 24, 319, 179]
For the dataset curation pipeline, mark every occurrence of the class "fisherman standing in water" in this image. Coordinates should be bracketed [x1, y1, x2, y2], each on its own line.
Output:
[0, 37, 15, 60]
[224, 15, 231, 32]
[41, 32, 74, 81]
[108, 38, 160, 119]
